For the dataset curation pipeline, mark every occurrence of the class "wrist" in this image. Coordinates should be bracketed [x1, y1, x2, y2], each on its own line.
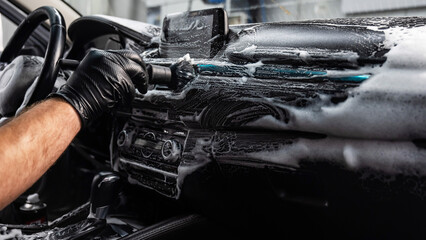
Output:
[46, 96, 82, 130]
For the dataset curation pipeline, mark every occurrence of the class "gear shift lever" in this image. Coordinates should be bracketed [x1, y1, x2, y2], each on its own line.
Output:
[89, 172, 121, 220]
[14, 172, 122, 239]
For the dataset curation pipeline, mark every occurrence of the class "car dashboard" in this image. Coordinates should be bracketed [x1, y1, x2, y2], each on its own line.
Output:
[68, 11, 426, 215]
[2, 8, 426, 239]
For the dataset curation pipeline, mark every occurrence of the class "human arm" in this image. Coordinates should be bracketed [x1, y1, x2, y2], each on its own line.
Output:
[0, 98, 81, 209]
[0, 50, 147, 210]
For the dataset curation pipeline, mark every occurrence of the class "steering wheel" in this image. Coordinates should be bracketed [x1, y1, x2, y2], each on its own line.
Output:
[0, 6, 66, 108]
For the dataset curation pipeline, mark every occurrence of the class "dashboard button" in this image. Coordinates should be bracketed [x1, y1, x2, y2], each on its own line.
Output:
[117, 130, 129, 147]
[161, 140, 182, 163]
[144, 132, 156, 140]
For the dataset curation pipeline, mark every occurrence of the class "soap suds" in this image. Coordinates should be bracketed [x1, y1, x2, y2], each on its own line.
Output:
[246, 25, 426, 140]
[178, 53, 194, 64]
[297, 50, 311, 63]
[238, 44, 257, 54]
[239, 76, 248, 84]
[141, 89, 189, 101]
[0, 227, 22, 240]
[245, 61, 263, 75]
[247, 137, 426, 176]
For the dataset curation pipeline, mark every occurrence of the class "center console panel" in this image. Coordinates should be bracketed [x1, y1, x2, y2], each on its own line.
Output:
[112, 102, 188, 198]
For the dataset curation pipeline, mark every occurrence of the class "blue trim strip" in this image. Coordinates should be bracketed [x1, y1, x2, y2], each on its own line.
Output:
[197, 64, 371, 82]
[331, 74, 370, 82]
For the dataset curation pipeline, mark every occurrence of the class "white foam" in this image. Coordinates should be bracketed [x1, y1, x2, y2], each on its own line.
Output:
[0, 227, 22, 240]
[245, 61, 263, 75]
[247, 137, 426, 175]
[239, 44, 257, 54]
[178, 53, 194, 64]
[246, 25, 426, 140]
[141, 87, 193, 102]
[297, 50, 311, 63]
[237, 25, 259, 36]
[239, 76, 248, 84]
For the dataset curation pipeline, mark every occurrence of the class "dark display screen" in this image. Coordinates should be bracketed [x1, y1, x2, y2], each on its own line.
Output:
[160, 8, 228, 58]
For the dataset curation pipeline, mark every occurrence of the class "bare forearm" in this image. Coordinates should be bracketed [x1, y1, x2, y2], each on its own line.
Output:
[0, 98, 81, 209]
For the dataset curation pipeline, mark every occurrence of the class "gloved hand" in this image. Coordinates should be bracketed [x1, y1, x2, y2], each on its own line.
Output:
[50, 49, 148, 127]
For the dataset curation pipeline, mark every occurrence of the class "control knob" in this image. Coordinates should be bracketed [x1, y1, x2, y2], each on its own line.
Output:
[161, 139, 182, 163]
[117, 130, 130, 147]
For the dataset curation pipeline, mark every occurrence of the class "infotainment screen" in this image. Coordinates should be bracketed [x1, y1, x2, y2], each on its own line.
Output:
[160, 8, 228, 58]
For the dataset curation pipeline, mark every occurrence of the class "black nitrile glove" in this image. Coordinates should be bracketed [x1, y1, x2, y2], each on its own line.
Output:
[50, 49, 148, 127]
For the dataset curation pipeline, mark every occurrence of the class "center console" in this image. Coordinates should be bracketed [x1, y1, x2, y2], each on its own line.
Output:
[112, 101, 188, 198]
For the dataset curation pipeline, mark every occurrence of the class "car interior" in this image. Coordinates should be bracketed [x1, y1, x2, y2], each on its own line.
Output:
[0, 0, 426, 239]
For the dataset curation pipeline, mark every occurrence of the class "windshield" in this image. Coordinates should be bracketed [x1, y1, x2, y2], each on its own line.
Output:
[63, 0, 426, 26]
